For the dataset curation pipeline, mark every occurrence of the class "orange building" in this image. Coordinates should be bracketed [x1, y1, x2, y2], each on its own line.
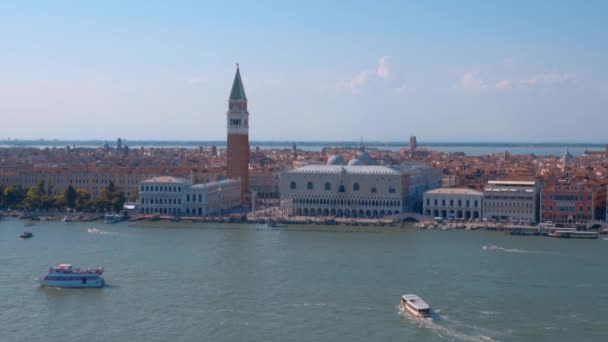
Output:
[540, 180, 607, 223]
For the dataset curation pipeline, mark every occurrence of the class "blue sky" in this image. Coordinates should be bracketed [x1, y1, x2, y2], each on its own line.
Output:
[0, 1, 607, 142]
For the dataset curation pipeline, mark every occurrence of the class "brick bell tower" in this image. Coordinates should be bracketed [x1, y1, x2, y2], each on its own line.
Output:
[227, 64, 250, 203]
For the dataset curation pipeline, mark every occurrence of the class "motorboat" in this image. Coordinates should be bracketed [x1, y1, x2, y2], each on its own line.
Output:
[268, 221, 287, 228]
[104, 213, 125, 224]
[400, 294, 431, 318]
[19, 231, 33, 239]
[61, 216, 72, 222]
[40, 264, 105, 288]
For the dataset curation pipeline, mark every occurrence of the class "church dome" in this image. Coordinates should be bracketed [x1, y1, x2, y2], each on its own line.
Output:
[348, 158, 364, 166]
[355, 150, 373, 165]
[327, 153, 346, 165]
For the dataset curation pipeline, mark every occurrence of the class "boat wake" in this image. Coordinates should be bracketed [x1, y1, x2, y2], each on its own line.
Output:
[482, 245, 530, 253]
[88, 228, 119, 236]
[397, 306, 500, 342]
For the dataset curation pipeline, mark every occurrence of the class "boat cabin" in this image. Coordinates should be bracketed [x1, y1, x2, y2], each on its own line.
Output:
[401, 294, 431, 317]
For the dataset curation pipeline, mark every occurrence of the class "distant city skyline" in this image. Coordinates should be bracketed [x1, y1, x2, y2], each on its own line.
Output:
[1, 1, 607, 142]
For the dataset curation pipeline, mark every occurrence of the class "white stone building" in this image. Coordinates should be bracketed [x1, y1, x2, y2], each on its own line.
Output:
[483, 180, 539, 222]
[280, 156, 441, 217]
[423, 188, 483, 219]
[139, 176, 241, 216]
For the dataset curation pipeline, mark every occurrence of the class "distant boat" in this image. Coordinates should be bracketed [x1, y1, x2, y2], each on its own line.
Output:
[268, 221, 287, 228]
[400, 294, 431, 318]
[548, 230, 598, 239]
[19, 231, 33, 239]
[61, 216, 72, 222]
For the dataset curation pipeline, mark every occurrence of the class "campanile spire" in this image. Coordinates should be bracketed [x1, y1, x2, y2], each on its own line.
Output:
[226, 64, 250, 203]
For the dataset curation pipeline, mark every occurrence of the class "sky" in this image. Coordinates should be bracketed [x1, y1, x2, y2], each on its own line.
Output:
[0, 1, 607, 142]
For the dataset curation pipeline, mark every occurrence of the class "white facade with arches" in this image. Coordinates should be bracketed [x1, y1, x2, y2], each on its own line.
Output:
[423, 188, 483, 219]
[280, 163, 441, 218]
[139, 176, 241, 216]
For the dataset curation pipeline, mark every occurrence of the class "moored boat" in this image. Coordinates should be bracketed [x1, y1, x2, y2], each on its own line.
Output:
[268, 221, 287, 228]
[40, 264, 105, 288]
[548, 230, 598, 239]
[400, 294, 431, 318]
[104, 213, 125, 224]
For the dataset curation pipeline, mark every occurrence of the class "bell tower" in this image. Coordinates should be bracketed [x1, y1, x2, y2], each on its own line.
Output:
[227, 64, 250, 202]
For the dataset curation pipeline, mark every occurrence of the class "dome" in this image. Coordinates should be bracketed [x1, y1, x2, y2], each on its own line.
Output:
[348, 158, 364, 166]
[327, 153, 346, 165]
[355, 150, 374, 165]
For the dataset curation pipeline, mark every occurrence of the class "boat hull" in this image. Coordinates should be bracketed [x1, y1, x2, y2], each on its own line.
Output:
[41, 278, 105, 288]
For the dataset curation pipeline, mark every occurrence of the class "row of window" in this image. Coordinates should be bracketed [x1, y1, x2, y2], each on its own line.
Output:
[141, 185, 182, 193]
[290, 181, 396, 193]
[292, 197, 401, 207]
[426, 199, 479, 207]
[485, 201, 533, 208]
[541, 194, 592, 201]
[542, 205, 591, 213]
[142, 197, 182, 205]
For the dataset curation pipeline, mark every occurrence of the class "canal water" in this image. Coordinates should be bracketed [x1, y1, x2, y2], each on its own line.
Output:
[1, 218, 607, 341]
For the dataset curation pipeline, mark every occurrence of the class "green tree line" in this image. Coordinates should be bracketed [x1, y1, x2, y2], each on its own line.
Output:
[0, 180, 126, 212]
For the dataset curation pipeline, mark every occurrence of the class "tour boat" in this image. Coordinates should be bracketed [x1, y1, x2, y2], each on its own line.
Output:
[547, 230, 598, 239]
[19, 231, 33, 239]
[400, 294, 431, 318]
[40, 264, 105, 288]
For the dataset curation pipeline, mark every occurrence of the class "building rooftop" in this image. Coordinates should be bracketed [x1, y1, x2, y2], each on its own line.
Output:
[426, 188, 483, 196]
[487, 180, 536, 186]
[141, 176, 188, 183]
[287, 165, 402, 175]
[191, 179, 239, 189]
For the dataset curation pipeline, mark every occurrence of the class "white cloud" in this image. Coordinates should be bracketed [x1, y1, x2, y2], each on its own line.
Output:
[343, 56, 393, 90]
[460, 68, 574, 92]
[349, 71, 370, 89]
[376, 56, 391, 80]
[523, 72, 574, 86]
[460, 69, 488, 91]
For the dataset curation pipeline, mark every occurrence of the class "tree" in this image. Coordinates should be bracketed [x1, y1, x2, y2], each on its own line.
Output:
[4, 186, 25, 207]
[76, 189, 92, 211]
[64, 186, 78, 209]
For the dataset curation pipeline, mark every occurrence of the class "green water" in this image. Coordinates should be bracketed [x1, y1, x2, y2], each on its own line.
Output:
[1, 218, 607, 341]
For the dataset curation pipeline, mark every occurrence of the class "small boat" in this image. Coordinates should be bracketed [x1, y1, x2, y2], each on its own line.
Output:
[61, 216, 72, 222]
[40, 264, 105, 288]
[268, 221, 287, 228]
[20, 231, 33, 239]
[104, 213, 125, 224]
[400, 294, 431, 318]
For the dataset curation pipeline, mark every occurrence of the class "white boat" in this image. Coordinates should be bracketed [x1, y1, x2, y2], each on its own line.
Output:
[40, 264, 105, 288]
[400, 294, 431, 318]
[104, 213, 124, 224]
[61, 216, 72, 222]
